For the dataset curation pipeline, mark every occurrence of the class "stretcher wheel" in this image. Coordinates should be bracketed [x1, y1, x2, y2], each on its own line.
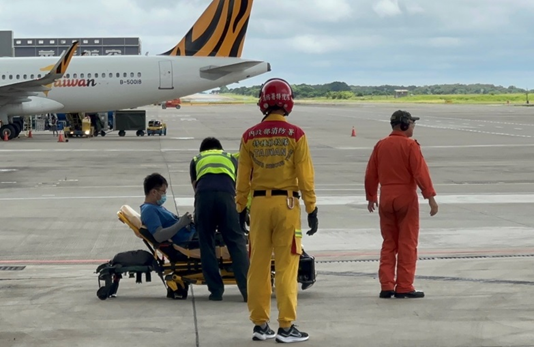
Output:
[97, 287, 109, 300]
[166, 283, 189, 300]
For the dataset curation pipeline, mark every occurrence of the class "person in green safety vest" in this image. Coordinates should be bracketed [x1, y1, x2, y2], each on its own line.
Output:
[189, 137, 249, 302]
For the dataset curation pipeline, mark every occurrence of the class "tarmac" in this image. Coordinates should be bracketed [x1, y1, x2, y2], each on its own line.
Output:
[1, 102, 533, 347]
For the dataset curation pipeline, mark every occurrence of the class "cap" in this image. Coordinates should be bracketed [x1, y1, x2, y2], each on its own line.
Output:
[390, 110, 420, 124]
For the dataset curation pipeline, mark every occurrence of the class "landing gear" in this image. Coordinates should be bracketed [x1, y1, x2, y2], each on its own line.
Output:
[0, 124, 16, 140]
[1, 117, 25, 141]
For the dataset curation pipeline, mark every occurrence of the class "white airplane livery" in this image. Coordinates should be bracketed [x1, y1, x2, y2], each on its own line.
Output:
[0, 0, 270, 140]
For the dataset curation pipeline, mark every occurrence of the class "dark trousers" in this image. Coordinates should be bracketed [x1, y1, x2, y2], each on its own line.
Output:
[194, 190, 250, 299]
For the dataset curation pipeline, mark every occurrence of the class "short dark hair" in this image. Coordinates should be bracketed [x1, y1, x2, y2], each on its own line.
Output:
[199, 137, 223, 152]
[143, 173, 168, 195]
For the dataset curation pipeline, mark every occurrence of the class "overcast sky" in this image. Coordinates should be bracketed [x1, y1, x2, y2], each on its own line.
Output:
[0, 0, 533, 88]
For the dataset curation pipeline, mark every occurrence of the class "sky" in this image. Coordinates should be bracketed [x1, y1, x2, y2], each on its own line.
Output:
[0, 0, 533, 89]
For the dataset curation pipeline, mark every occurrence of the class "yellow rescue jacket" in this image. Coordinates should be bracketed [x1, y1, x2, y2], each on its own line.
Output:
[235, 113, 317, 214]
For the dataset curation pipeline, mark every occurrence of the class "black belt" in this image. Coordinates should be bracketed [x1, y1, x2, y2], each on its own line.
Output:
[253, 190, 300, 198]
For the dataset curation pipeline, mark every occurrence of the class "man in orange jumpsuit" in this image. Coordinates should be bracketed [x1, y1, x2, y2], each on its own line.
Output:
[364, 110, 438, 299]
[236, 78, 318, 343]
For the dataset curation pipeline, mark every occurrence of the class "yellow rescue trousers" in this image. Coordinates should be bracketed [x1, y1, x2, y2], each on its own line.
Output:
[247, 193, 302, 328]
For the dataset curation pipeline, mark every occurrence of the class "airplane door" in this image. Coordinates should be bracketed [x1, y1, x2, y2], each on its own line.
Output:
[158, 61, 174, 90]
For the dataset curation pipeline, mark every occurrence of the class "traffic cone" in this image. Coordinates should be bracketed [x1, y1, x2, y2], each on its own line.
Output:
[351, 126, 356, 137]
[28, 129, 32, 138]
[58, 132, 64, 142]
[3, 132, 7, 141]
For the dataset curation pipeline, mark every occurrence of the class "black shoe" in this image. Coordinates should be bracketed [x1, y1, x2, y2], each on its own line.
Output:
[394, 290, 425, 298]
[209, 294, 222, 301]
[275, 325, 309, 343]
[379, 290, 395, 298]
[252, 324, 276, 341]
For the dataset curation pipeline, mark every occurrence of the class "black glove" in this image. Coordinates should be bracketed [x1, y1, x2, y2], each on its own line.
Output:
[239, 209, 249, 234]
[306, 207, 318, 236]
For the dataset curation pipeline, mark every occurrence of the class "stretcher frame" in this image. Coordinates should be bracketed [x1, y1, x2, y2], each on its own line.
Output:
[95, 205, 316, 301]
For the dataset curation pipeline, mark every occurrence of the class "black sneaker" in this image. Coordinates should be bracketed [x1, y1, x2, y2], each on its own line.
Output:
[275, 325, 309, 343]
[252, 324, 276, 341]
[394, 290, 425, 298]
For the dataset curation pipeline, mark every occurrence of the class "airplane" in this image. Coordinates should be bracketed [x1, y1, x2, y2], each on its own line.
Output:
[0, 0, 271, 140]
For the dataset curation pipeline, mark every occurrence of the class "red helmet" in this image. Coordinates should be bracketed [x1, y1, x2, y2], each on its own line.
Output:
[258, 78, 294, 115]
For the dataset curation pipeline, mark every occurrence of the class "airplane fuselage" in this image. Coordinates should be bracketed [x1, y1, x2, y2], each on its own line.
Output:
[0, 55, 269, 116]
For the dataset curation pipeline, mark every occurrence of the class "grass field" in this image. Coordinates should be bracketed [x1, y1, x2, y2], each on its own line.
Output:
[219, 93, 532, 105]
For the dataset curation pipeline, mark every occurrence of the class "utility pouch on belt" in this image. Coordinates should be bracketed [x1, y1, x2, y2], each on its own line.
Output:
[291, 229, 302, 255]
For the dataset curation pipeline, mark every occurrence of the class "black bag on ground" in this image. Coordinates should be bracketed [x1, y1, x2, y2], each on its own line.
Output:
[111, 249, 158, 268]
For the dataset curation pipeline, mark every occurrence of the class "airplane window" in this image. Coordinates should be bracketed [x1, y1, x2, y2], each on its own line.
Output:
[116, 73, 119, 78]
[95, 73, 98, 78]
[138, 72, 141, 77]
[23, 74, 27, 79]
[16, 74, 20, 79]
[130, 72, 134, 77]
[1, 75, 4, 79]
[66, 74, 70, 78]
[88, 73, 91, 78]
[81, 73, 84, 78]
[30, 74, 34, 79]
[9, 75, 12, 79]
[73, 73, 77, 78]
[38, 74, 41, 78]
[109, 73, 112, 78]
[123, 72, 127, 77]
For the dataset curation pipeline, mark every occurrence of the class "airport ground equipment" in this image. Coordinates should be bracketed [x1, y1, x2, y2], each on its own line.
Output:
[162, 98, 181, 109]
[146, 119, 167, 136]
[113, 110, 146, 137]
[95, 205, 317, 300]
[63, 113, 94, 138]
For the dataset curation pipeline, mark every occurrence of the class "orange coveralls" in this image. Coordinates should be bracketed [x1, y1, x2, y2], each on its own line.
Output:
[364, 130, 436, 293]
[236, 113, 316, 328]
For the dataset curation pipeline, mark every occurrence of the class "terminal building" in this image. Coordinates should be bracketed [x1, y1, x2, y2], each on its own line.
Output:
[0, 30, 141, 57]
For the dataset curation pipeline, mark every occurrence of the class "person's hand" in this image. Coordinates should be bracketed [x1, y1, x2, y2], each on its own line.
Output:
[239, 209, 249, 234]
[367, 201, 378, 213]
[182, 212, 193, 224]
[306, 207, 318, 236]
[429, 197, 438, 216]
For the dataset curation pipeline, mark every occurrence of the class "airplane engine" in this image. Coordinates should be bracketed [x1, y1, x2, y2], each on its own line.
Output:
[0, 97, 64, 116]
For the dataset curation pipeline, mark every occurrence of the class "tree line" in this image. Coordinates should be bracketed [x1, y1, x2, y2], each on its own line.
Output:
[218, 82, 530, 99]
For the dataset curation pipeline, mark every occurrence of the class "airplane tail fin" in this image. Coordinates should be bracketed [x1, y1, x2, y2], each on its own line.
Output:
[160, 0, 253, 58]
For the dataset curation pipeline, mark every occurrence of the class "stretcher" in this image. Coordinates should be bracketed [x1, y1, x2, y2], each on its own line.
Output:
[95, 205, 317, 301]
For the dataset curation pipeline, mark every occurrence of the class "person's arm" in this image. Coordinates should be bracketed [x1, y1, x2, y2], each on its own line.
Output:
[153, 214, 192, 243]
[294, 132, 316, 214]
[190, 158, 197, 192]
[409, 141, 436, 199]
[142, 206, 192, 243]
[364, 143, 380, 202]
[235, 138, 252, 213]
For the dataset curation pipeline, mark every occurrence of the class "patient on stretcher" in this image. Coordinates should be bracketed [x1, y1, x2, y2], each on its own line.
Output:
[140, 173, 195, 247]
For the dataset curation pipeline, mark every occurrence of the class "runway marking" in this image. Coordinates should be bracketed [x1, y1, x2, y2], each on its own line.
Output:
[336, 143, 534, 150]
[1, 143, 534, 153]
[1, 193, 534, 205]
[0, 148, 239, 153]
[425, 116, 534, 127]
[3, 247, 534, 265]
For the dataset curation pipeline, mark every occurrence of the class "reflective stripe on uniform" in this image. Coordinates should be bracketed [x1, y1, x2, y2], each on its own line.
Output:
[194, 150, 236, 181]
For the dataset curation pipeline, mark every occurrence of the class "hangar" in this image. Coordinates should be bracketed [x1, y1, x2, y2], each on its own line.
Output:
[0, 30, 141, 57]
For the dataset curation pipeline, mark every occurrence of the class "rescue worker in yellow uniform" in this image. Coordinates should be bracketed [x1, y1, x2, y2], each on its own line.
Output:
[236, 78, 318, 343]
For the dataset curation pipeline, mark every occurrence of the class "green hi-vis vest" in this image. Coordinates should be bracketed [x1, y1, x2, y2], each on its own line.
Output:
[194, 149, 236, 182]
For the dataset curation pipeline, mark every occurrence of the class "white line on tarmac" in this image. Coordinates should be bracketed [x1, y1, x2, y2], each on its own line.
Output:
[0, 193, 533, 205]
[1, 143, 533, 153]
[335, 143, 534, 150]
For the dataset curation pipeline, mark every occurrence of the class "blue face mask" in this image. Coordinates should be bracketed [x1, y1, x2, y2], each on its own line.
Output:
[157, 194, 166, 206]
